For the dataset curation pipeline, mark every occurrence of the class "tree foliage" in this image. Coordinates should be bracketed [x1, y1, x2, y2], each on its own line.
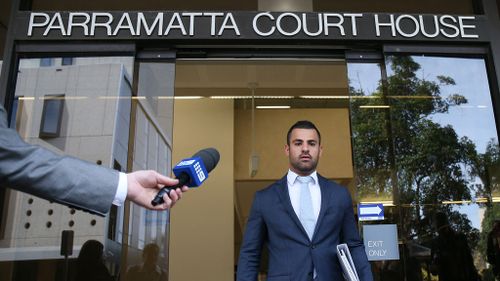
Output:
[350, 56, 481, 247]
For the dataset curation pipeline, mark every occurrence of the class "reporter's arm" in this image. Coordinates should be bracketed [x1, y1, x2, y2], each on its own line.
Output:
[0, 123, 119, 215]
[0, 105, 186, 215]
[125, 170, 188, 210]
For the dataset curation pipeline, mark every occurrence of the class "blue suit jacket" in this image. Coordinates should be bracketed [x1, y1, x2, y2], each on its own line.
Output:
[237, 174, 373, 281]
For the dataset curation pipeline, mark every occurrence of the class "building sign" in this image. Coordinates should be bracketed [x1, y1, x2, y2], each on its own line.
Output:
[358, 203, 384, 221]
[363, 224, 399, 261]
[15, 11, 488, 42]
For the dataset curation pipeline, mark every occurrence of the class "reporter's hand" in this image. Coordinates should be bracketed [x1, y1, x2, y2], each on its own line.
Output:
[126, 170, 188, 210]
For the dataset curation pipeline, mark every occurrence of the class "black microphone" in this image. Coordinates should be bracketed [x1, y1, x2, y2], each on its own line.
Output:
[151, 148, 220, 206]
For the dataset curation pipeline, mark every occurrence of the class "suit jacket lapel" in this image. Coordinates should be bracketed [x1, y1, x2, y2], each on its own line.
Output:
[275, 176, 310, 240]
[313, 175, 332, 240]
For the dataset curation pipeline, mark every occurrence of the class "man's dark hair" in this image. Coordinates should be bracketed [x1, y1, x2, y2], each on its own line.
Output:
[286, 120, 321, 145]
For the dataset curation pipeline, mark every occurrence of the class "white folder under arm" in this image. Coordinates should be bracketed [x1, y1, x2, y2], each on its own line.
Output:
[336, 243, 360, 281]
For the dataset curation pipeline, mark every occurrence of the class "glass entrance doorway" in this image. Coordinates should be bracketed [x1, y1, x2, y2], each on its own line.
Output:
[172, 54, 500, 281]
[171, 58, 356, 281]
[1, 51, 499, 281]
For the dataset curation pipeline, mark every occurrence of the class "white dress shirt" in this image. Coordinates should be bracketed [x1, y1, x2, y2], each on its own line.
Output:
[287, 169, 321, 221]
[113, 172, 128, 206]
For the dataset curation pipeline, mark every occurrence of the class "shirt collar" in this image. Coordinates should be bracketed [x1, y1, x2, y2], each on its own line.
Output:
[287, 169, 318, 186]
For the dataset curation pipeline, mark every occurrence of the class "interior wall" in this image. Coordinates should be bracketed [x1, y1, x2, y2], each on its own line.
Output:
[234, 108, 353, 181]
[170, 99, 234, 281]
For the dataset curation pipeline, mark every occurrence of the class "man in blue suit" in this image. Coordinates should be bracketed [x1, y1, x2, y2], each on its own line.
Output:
[237, 120, 373, 281]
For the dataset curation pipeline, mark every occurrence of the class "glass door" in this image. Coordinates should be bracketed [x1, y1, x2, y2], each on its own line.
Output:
[169, 57, 354, 280]
[1, 51, 179, 281]
[348, 52, 500, 281]
[0, 55, 134, 280]
[122, 57, 176, 281]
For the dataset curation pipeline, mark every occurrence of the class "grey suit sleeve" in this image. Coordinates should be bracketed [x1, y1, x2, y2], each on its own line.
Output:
[0, 105, 118, 216]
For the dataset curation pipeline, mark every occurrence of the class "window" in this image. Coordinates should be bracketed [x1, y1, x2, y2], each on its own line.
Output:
[1, 56, 135, 278]
[61, 57, 74, 66]
[348, 54, 499, 281]
[39, 94, 64, 138]
[39, 58, 53, 67]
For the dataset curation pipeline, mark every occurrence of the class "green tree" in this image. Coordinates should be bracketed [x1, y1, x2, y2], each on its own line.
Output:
[350, 56, 479, 246]
[471, 139, 500, 260]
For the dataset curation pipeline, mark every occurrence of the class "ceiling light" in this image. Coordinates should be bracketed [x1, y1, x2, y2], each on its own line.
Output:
[299, 95, 350, 99]
[173, 96, 203, 100]
[359, 105, 390, 109]
[256, 105, 291, 109]
[210, 96, 253, 99]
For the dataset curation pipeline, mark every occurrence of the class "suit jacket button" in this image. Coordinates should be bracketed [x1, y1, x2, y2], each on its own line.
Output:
[311, 244, 316, 249]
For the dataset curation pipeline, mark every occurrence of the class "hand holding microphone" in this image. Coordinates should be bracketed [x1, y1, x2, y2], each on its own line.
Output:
[151, 148, 220, 206]
[126, 170, 188, 210]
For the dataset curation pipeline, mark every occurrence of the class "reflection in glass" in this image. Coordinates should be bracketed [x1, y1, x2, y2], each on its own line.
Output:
[0, 56, 134, 280]
[61, 57, 74, 66]
[125, 61, 175, 281]
[39, 58, 53, 67]
[75, 240, 113, 281]
[349, 55, 500, 281]
[137, 62, 175, 141]
[39, 94, 64, 137]
[348, 62, 394, 203]
[124, 242, 166, 281]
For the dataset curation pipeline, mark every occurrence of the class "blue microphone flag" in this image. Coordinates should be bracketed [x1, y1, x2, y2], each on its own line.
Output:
[172, 156, 208, 187]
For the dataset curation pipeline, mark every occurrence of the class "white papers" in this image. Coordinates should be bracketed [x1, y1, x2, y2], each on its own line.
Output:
[337, 243, 360, 281]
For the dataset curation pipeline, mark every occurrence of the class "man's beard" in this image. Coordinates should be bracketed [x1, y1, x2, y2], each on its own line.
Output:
[291, 157, 318, 175]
